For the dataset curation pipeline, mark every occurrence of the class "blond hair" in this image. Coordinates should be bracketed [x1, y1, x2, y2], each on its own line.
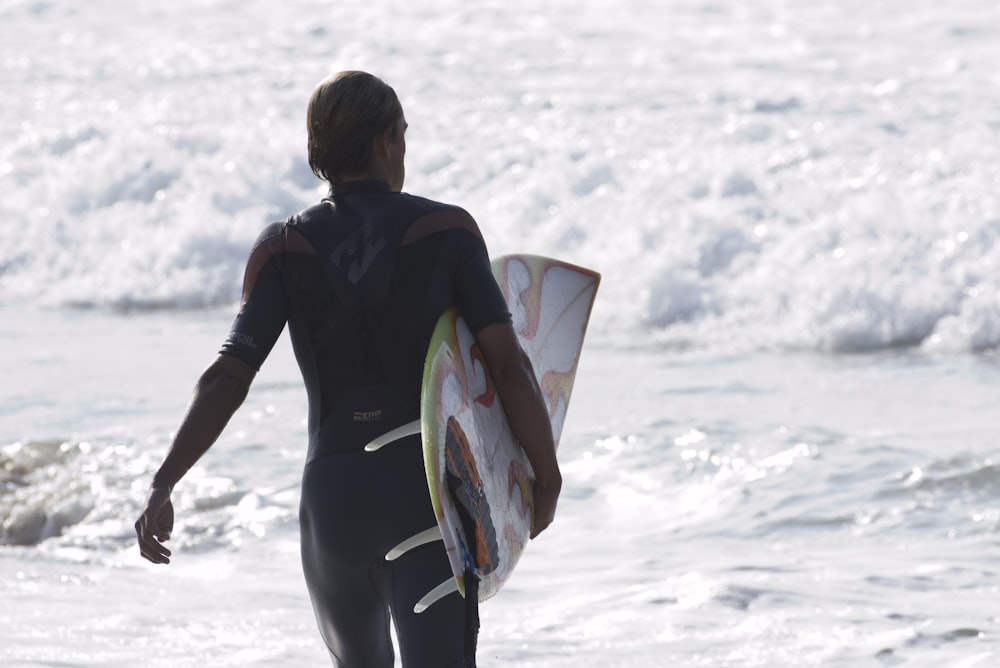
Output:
[306, 71, 403, 183]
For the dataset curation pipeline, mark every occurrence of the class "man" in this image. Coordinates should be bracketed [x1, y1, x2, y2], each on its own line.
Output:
[135, 71, 561, 668]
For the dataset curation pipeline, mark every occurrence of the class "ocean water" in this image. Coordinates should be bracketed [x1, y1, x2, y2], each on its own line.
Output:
[2, 0, 999, 665]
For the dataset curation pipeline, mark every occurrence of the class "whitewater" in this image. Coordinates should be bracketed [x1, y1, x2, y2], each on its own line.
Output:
[2, 0, 998, 666]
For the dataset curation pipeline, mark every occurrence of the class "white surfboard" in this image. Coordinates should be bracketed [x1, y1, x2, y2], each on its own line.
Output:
[415, 254, 600, 610]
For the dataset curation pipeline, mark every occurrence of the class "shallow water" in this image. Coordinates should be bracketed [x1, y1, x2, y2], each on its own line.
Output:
[3, 308, 998, 666]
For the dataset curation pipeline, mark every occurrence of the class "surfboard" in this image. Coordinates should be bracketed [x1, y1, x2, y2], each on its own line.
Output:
[411, 254, 599, 611]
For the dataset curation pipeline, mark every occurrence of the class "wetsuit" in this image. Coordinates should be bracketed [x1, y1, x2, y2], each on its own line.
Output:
[219, 179, 511, 668]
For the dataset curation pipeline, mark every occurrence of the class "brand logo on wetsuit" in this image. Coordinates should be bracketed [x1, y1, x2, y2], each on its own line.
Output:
[352, 410, 383, 422]
[227, 331, 258, 349]
[330, 220, 387, 285]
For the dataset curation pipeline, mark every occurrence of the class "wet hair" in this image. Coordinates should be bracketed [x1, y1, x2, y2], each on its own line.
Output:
[306, 71, 403, 183]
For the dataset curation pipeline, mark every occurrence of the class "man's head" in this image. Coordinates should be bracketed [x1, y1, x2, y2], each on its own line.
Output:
[307, 71, 405, 189]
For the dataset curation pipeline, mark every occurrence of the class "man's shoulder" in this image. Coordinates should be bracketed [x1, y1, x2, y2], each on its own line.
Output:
[289, 200, 336, 226]
[398, 194, 482, 246]
[287, 193, 466, 226]
[268, 193, 482, 248]
[399, 192, 471, 218]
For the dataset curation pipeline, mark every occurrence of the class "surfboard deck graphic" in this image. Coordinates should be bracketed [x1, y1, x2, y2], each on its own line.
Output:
[418, 254, 600, 609]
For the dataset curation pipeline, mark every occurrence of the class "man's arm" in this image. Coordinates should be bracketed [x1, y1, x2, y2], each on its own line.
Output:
[135, 354, 256, 564]
[475, 322, 561, 539]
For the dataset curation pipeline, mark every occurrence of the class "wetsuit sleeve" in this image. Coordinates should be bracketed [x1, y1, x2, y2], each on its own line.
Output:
[450, 231, 512, 334]
[219, 222, 290, 370]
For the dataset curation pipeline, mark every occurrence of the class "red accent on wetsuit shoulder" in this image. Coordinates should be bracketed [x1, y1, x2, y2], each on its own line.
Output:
[401, 209, 484, 247]
[285, 225, 318, 255]
[240, 224, 317, 308]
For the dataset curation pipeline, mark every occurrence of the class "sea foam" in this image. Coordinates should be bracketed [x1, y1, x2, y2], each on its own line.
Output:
[3, 0, 999, 354]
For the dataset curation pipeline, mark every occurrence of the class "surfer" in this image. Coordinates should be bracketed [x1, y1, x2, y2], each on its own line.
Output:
[135, 70, 561, 668]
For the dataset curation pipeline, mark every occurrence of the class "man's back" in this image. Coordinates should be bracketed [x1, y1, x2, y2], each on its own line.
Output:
[220, 180, 510, 461]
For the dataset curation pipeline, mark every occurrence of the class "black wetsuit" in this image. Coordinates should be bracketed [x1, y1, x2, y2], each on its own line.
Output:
[219, 180, 511, 668]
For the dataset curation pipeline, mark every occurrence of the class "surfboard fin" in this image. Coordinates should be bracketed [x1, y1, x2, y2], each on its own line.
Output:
[414, 578, 460, 614]
[385, 526, 442, 561]
[363, 420, 421, 452]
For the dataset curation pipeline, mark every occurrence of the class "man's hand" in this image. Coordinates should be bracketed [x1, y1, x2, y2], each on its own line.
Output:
[530, 472, 562, 539]
[135, 485, 175, 564]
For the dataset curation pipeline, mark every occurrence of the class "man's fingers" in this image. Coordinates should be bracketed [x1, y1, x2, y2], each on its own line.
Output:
[135, 487, 176, 564]
[530, 514, 552, 539]
[135, 516, 172, 564]
[531, 497, 556, 539]
[138, 536, 172, 563]
[139, 545, 172, 564]
[529, 480, 560, 539]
